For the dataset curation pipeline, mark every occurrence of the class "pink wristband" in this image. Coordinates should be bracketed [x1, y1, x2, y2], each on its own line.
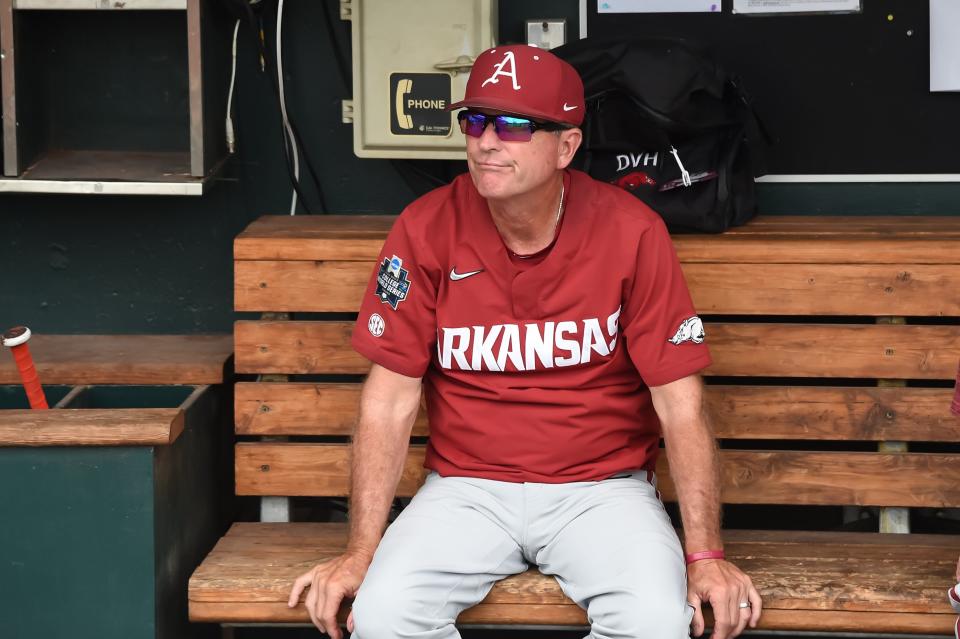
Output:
[685, 550, 725, 565]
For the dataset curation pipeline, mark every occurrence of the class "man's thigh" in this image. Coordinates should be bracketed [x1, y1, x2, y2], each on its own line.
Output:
[533, 472, 692, 638]
[353, 472, 527, 629]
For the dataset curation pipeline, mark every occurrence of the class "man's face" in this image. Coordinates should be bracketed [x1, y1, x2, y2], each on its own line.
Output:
[463, 109, 582, 201]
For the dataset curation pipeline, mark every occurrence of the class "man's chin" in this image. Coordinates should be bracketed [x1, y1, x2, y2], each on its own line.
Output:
[469, 174, 515, 201]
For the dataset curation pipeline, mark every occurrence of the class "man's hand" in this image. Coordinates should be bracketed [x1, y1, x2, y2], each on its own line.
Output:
[687, 558, 762, 639]
[288, 549, 374, 638]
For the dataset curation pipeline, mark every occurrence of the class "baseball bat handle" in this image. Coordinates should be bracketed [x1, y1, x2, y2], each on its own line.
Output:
[11, 343, 49, 410]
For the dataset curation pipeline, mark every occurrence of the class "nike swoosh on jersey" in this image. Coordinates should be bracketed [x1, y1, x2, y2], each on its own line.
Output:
[449, 268, 484, 281]
[562, 103, 578, 111]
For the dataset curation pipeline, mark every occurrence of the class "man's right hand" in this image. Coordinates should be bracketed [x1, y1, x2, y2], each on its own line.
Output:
[288, 549, 374, 638]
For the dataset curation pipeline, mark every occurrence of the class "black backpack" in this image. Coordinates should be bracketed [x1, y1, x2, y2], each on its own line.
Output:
[553, 37, 768, 234]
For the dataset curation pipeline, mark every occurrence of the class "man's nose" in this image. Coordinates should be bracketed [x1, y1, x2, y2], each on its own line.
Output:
[477, 120, 501, 150]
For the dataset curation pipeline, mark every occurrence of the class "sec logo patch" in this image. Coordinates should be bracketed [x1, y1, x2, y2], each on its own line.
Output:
[368, 313, 385, 337]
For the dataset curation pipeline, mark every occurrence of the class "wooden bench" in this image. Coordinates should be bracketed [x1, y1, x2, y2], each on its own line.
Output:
[189, 214, 960, 635]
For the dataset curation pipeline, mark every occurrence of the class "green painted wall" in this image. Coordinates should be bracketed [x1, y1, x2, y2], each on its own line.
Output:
[1, 1, 957, 335]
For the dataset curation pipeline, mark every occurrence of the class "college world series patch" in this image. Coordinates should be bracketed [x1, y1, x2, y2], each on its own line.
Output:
[375, 254, 411, 310]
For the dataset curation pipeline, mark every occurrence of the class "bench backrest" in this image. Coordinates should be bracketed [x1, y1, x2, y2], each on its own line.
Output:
[232, 215, 960, 513]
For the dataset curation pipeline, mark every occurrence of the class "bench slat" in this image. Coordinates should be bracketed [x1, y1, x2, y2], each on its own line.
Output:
[187, 599, 957, 634]
[234, 443, 960, 508]
[235, 382, 430, 437]
[0, 334, 233, 385]
[188, 523, 960, 631]
[708, 323, 960, 379]
[234, 215, 395, 262]
[236, 382, 958, 442]
[235, 321, 960, 380]
[688, 263, 960, 316]
[235, 260, 369, 313]
[234, 216, 960, 265]
[235, 260, 960, 316]
[0, 408, 184, 446]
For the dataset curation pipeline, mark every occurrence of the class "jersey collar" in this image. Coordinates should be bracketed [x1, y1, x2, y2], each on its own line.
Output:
[468, 169, 595, 276]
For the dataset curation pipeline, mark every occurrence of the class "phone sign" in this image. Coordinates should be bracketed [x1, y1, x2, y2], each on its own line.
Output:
[389, 73, 452, 136]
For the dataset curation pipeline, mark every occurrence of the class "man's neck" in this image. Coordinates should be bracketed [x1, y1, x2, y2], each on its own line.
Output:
[487, 173, 564, 256]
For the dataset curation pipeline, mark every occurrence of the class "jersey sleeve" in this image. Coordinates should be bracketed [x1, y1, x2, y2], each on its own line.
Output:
[351, 215, 438, 378]
[620, 218, 712, 387]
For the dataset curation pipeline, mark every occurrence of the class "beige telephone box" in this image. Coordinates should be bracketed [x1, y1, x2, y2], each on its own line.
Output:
[344, 0, 497, 159]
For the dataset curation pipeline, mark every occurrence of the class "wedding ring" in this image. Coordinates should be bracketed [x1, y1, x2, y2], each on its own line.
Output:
[739, 601, 751, 609]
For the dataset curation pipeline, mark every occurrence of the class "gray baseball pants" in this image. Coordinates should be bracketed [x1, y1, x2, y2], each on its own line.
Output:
[350, 469, 693, 638]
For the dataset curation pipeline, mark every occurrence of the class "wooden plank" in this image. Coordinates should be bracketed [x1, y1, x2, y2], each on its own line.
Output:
[707, 324, 960, 379]
[234, 444, 960, 508]
[235, 260, 368, 313]
[708, 386, 959, 442]
[234, 321, 365, 375]
[718, 216, 960, 236]
[687, 263, 960, 316]
[234, 215, 960, 264]
[233, 215, 960, 264]
[0, 334, 233, 385]
[235, 382, 429, 437]
[235, 260, 960, 316]
[235, 321, 960, 380]
[0, 408, 183, 446]
[234, 215, 395, 262]
[187, 599, 956, 633]
[235, 443, 429, 497]
[188, 523, 960, 631]
[678, 238, 960, 265]
[235, 382, 958, 442]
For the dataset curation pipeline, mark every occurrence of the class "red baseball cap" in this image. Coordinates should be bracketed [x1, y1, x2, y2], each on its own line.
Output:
[448, 44, 585, 127]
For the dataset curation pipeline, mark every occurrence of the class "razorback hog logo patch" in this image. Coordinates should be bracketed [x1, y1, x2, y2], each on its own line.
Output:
[668, 316, 705, 345]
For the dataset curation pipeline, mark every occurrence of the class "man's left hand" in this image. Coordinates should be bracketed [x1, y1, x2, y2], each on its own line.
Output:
[687, 558, 762, 639]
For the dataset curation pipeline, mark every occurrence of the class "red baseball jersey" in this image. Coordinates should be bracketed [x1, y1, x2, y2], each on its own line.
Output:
[351, 169, 711, 483]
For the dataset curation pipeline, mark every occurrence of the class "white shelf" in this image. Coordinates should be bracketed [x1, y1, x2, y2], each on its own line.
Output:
[0, 178, 205, 195]
[756, 174, 960, 184]
[13, 0, 186, 9]
[0, 149, 213, 195]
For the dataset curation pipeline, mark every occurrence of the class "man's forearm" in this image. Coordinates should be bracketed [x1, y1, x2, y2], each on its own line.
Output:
[662, 407, 723, 554]
[346, 413, 414, 558]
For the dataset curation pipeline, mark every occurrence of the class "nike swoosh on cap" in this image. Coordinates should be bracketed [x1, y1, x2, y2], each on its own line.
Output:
[562, 103, 578, 111]
[449, 268, 484, 281]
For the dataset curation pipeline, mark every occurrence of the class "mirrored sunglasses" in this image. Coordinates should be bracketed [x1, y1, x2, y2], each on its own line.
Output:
[457, 111, 567, 142]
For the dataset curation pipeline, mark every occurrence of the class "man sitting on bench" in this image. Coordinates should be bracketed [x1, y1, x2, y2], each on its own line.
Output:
[288, 44, 761, 639]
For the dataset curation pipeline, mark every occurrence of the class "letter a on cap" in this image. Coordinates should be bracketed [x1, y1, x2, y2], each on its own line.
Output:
[481, 51, 521, 90]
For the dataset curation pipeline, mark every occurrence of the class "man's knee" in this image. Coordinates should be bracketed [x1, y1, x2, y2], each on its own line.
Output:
[350, 577, 445, 639]
[349, 580, 401, 639]
[589, 591, 691, 639]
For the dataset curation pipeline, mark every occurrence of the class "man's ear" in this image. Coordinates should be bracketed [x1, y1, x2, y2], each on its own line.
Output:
[556, 128, 583, 170]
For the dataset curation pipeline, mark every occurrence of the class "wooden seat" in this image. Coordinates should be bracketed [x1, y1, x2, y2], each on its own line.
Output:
[191, 523, 958, 634]
[190, 214, 960, 634]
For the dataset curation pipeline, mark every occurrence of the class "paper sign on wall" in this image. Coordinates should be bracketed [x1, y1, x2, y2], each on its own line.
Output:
[598, 0, 721, 13]
[931, 0, 960, 92]
[733, 0, 860, 14]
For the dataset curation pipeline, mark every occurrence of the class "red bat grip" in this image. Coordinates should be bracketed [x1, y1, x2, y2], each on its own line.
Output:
[10, 343, 48, 409]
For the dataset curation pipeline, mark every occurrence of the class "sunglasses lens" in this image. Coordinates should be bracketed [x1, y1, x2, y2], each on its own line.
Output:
[459, 113, 487, 138]
[458, 112, 536, 141]
[495, 116, 534, 142]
